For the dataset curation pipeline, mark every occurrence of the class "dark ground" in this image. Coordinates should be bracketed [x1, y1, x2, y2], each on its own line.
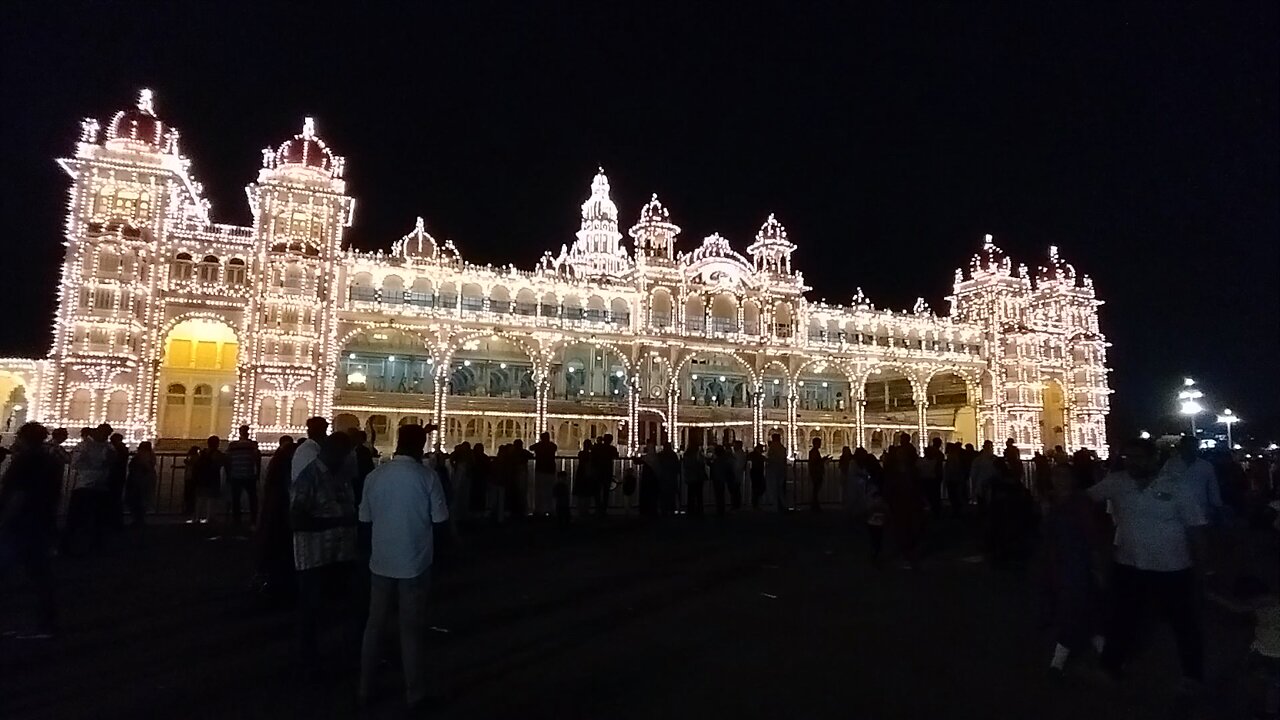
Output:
[1, 511, 1269, 720]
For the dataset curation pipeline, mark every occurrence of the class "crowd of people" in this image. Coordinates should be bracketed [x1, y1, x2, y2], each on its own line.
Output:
[1, 417, 1278, 714]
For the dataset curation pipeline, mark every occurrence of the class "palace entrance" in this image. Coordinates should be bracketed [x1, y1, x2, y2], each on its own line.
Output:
[157, 319, 238, 441]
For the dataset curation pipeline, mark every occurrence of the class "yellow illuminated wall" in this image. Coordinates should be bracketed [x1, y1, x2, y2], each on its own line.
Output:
[157, 319, 238, 440]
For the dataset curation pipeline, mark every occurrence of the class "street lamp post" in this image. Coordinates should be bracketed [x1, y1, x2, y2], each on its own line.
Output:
[1178, 378, 1204, 436]
[1217, 408, 1240, 450]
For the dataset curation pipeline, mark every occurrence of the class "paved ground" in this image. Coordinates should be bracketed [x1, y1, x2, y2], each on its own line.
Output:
[1, 510, 1269, 720]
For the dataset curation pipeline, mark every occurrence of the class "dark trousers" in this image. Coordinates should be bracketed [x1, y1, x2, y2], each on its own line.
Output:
[751, 475, 765, 509]
[712, 479, 726, 516]
[809, 477, 823, 511]
[296, 561, 359, 670]
[61, 487, 105, 556]
[687, 482, 704, 515]
[727, 478, 742, 510]
[229, 476, 259, 525]
[946, 478, 968, 516]
[595, 479, 611, 517]
[0, 534, 56, 632]
[924, 477, 942, 515]
[1101, 563, 1203, 681]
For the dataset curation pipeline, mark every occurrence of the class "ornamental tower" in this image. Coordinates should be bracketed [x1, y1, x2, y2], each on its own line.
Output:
[49, 90, 206, 439]
[747, 214, 796, 274]
[244, 118, 354, 436]
[565, 168, 632, 278]
[628, 194, 681, 260]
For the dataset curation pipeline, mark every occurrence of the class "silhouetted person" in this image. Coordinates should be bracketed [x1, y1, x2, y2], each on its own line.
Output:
[471, 443, 490, 517]
[107, 431, 129, 529]
[657, 440, 680, 516]
[291, 416, 330, 484]
[885, 433, 925, 569]
[531, 432, 558, 516]
[1040, 466, 1106, 672]
[291, 431, 358, 675]
[349, 429, 376, 513]
[0, 422, 61, 638]
[125, 441, 156, 527]
[61, 424, 112, 555]
[592, 435, 619, 516]
[729, 440, 746, 510]
[639, 439, 660, 517]
[1004, 438, 1023, 484]
[573, 439, 595, 518]
[194, 436, 226, 526]
[226, 425, 261, 526]
[807, 437, 826, 511]
[711, 444, 733, 516]
[510, 438, 534, 518]
[683, 442, 708, 516]
[256, 436, 296, 607]
[945, 442, 968, 516]
[766, 434, 788, 512]
[749, 444, 766, 510]
[922, 437, 944, 515]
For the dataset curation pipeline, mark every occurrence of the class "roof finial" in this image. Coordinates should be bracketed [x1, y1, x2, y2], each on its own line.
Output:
[414, 216, 425, 234]
[137, 88, 155, 115]
[302, 116, 316, 139]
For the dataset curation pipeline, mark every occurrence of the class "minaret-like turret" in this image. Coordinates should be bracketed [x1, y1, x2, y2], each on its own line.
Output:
[565, 168, 632, 278]
[747, 214, 796, 274]
[628, 193, 680, 260]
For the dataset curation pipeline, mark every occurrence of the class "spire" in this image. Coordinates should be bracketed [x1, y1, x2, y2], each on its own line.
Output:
[747, 213, 797, 274]
[137, 88, 155, 116]
[567, 168, 631, 277]
[628, 192, 681, 259]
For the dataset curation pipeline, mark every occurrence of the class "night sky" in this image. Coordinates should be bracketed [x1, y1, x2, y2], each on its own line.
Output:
[2, 3, 1276, 443]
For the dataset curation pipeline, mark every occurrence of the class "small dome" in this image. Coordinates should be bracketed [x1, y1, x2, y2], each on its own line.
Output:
[106, 89, 165, 149]
[638, 194, 670, 225]
[967, 233, 1013, 277]
[393, 217, 439, 259]
[755, 213, 789, 244]
[271, 117, 337, 174]
[1036, 245, 1078, 285]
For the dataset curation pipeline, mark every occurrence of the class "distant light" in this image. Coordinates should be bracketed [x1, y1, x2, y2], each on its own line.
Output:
[219, 385, 230, 393]
[387, 355, 396, 362]
[1179, 400, 1203, 416]
[1139, 430, 1150, 440]
[1233, 443, 1242, 450]
[567, 366, 575, 373]
[691, 373, 698, 380]
[1267, 443, 1278, 451]
[500, 362, 507, 369]
[718, 375, 726, 382]
[463, 359, 471, 366]
[348, 352, 356, 359]
[773, 379, 780, 385]
[1183, 377, 1196, 387]
[615, 369, 625, 378]
[12, 404, 23, 411]
[821, 381, 828, 388]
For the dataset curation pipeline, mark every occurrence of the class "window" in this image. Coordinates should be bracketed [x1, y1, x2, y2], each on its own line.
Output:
[106, 390, 128, 423]
[197, 256, 220, 283]
[171, 253, 193, 282]
[69, 389, 92, 422]
[226, 258, 247, 285]
[192, 385, 213, 407]
[93, 287, 114, 310]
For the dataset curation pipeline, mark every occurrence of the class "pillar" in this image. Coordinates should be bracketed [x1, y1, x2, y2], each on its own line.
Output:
[917, 402, 928, 446]
[626, 375, 640, 454]
[786, 392, 798, 456]
[751, 381, 764, 447]
[666, 384, 680, 447]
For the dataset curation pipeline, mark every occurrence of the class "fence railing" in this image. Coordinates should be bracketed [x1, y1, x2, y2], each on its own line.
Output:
[32, 451, 1042, 518]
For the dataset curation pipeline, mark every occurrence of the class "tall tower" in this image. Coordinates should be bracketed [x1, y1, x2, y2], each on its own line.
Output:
[245, 118, 354, 437]
[565, 169, 631, 278]
[49, 90, 205, 439]
[747, 214, 796, 274]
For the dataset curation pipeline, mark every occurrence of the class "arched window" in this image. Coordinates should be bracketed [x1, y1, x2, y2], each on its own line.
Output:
[197, 256, 220, 283]
[283, 265, 303, 291]
[290, 396, 309, 426]
[171, 253, 193, 282]
[258, 396, 277, 426]
[68, 388, 92, 422]
[105, 390, 128, 423]
[97, 245, 122, 278]
[226, 258, 247, 285]
[192, 384, 213, 407]
[650, 289, 673, 329]
[381, 275, 405, 305]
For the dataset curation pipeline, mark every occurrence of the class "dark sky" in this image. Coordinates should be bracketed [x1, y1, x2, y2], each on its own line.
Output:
[3, 2, 1277, 443]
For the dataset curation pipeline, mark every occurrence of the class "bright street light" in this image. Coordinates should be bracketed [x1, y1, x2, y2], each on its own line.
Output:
[1217, 408, 1241, 450]
[1139, 430, 1151, 440]
[1177, 378, 1205, 434]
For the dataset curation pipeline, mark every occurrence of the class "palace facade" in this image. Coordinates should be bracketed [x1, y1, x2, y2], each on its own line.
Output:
[0, 91, 1112, 455]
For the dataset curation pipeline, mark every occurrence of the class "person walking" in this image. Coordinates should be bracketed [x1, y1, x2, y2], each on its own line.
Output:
[358, 424, 449, 711]
[182, 446, 200, 523]
[194, 436, 226, 526]
[749, 443, 767, 510]
[225, 425, 261, 527]
[807, 437, 826, 511]
[1040, 465, 1107, 673]
[530, 432, 558, 517]
[0, 422, 62, 638]
[682, 442, 708, 516]
[124, 441, 156, 527]
[255, 436, 297, 607]
[1087, 437, 1209, 687]
[290, 432, 359, 675]
[1161, 435, 1223, 525]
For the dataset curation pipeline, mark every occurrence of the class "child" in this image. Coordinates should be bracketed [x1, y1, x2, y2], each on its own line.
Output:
[1211, 576, 1280, 718]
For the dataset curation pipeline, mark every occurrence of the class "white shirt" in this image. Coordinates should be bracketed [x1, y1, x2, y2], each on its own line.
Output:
[1088, 470, 1207, 572]
[1159, 456, 1222, 519]
[291, 438, 357, 487]
[359, 455, 450, 579]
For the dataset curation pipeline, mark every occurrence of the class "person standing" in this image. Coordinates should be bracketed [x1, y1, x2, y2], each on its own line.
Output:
[349, 429, 377, 512]
[446, 441, 472, 523]
[922, 437, 945, 516]
[945, 442, 969, 516]
[125, 441, 156, 527]
[60, 425, 113, 555]
[766, 434, 788, 513]
[657, 440, 681, 517]
[748, 443, 767, 510]
[711, 444, 734, 516]
[1161, 435, 1223, 525]
[290, 432, 359, 673]
[592, 435, 619, 517]
[682, 442, 708, 516]
[225, 425, 262, 527]
[729, 440, 747, 510]
[510, 438, 534, 519]
[0, 422, 62, 638]
[194, 436, 226, 526]
[1004, 438, 1024, 486]
[572, 440, 595, 519]
[256, 436, 297, 607]
[639, 439, 660, 517]
[530, 432, 558, 517]
[46, 428, 70, 481]
[358, 424, 449, 711]
[106, 432, 129, 529]
[807, 437, 826, 511]
[291, 417, 330, 484]
[970, 440, 999, 510]
[1040, 466, 1107, 672]
[470, 443, 490, 518]
[1087, 437, 1209, 686]
[885, 433, 925, 569]
[182, 446, 201, 523]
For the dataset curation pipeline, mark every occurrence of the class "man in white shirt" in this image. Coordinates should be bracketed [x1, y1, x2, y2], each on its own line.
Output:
[1088, 437, 1209, 684]
[290, 417, 329, 484]
[358, 423, 449, 710]
[1160, 435, 1222, 523]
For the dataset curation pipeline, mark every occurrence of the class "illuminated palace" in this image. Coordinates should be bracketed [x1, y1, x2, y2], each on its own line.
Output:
[0, 91, 1111, 455]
